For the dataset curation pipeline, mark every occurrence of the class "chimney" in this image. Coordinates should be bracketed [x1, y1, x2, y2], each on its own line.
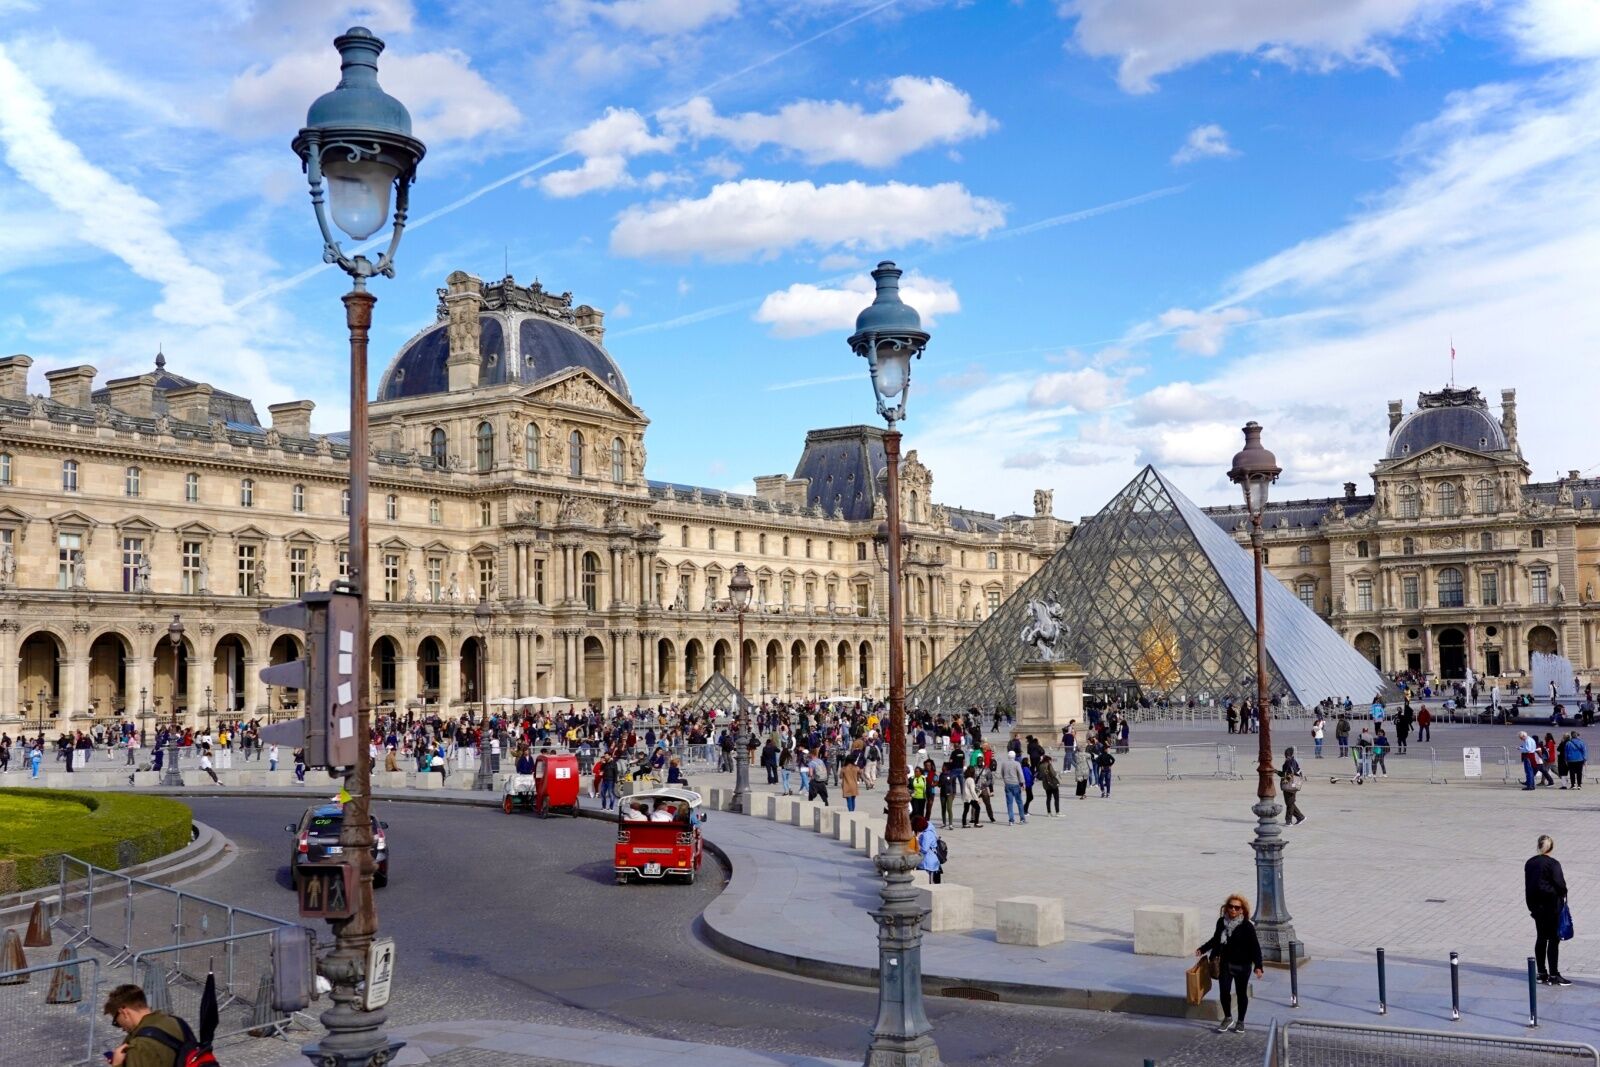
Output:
[165, 383, 213, 425]
[574, 305, 606, 345]
[268, 400, 315, 438]
[0, 354, 32, 402]
[444, 270, 484, 392]
[103, 373, 158, 418]
[1344, 482, 1357, 500]
[1569, 470, 1580, 481]
[45, 365, 97, 410]
[1387, 399, 1403, 433]
[753, 475, 789, 501]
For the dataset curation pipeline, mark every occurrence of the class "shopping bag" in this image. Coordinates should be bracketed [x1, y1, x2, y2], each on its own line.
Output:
[1558, 902, 1574, 941]
[1185, 958, 1213, 1005]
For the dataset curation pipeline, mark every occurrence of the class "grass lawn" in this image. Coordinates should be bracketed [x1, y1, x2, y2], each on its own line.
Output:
[0, 789, 192, 893]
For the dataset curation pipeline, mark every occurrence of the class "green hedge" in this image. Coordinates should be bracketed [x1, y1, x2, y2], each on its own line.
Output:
[0, 789, 192, 894]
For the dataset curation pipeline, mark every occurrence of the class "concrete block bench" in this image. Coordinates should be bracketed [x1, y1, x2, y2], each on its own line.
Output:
[778, 798, 805, 825]
[757, 793, 778, 820]
[1134, 906, 1203, 956]
[916, 883, 974, 932]
[996, 895, 1065, 946]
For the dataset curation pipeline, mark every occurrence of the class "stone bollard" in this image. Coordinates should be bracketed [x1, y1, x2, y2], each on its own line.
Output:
[757, 793, 779, 820]
[1133, 906, 1203, 957]
[0, 930, 27, 981]
[778, 797, 804, 825]
[139, 958, 171, 1013]
[996, 896, 1066, 947]
[915, 883, 975, 933]
[23, 900, 51, 947]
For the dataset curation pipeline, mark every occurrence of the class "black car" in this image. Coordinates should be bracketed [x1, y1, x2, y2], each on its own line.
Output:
[286, 803, 389, 887]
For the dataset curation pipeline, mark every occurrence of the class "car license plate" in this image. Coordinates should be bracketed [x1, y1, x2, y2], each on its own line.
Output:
[644, 862, 661, 876]
[324, 846, 343, 855]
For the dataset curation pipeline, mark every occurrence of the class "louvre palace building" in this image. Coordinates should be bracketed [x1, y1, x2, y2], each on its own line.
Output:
[1206, 385, 1600, 686]
[0, 271, 1068, 732]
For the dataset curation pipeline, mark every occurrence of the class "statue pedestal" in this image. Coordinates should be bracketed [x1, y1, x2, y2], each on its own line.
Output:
[1011, 662, 1086, 742]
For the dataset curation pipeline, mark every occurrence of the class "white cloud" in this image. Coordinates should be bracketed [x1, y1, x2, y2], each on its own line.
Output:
[1027, 367, 1128, 411]
[1172, 123, 1238, 164]
[1508, 0, 1600, 61]
[1157, 306, 1255, 354]
[1059, 0, 1467, 93]
[589, 0, 739, 35]
[754, 271, 960, 337]
[658, 76, 996, 167]
[610, 179, 1005, 261]
[1129, 381, 1239, 425]
[1136, 421, 1242, 468]
[225, 46, 518, 145]
[539, 107, 676, 197]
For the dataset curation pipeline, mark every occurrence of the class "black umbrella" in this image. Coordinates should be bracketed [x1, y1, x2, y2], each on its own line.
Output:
[199, 964, 219, 1046]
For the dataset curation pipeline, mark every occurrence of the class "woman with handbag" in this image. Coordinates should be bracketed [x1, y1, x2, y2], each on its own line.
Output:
[1195, 894, 1265, 1032]
[1280, 746, 1306, 825]
[1525, 835, 1572, 985]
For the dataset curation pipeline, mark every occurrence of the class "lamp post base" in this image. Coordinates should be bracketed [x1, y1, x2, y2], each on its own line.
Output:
[864, 847, 940, 1067]
[731, 735, 751, 815]
[1250, 796, 1301, 964]
[161, 745, 183, 788]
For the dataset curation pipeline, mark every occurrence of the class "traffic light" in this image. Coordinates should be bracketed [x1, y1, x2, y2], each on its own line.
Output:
[260, 589, 362, 770]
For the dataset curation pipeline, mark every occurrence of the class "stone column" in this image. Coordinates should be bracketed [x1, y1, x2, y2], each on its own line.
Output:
[244, 653, 266, 715]
[0, 621, 19, 722]
[396, 654, 418, 710]
[443, 645, 462, 710]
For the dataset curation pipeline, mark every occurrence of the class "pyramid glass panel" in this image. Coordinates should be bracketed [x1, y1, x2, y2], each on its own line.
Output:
[913, 467, 1385, 712]
[683, 671, 753, 717]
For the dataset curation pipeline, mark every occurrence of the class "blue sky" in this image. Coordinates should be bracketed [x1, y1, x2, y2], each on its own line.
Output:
[2, 0, 1599, 521]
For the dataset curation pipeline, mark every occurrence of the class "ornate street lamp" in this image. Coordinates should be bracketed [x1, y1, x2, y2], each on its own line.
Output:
[849, 261, 938, 1067]
[473, 600, 495, 792]
[1227, 421, 1301, 963]
[139, 687, 149, 748]
[204, 685, 214, 738]
[728, 562, 754, 814]
[35, 686, 47, 741]
[291, 28, 423, 1067]
[163, 615, 185, 786]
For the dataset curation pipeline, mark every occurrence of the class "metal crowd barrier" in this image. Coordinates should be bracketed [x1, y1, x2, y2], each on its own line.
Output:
[129, 928, 299, 1044]
[0, 955, 102, 1066]
[1163, 743, 1241, 780]
[1269, 1019, 1598, 1065]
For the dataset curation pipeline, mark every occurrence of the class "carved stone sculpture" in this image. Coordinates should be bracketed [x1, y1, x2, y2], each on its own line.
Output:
[0, 543, 14, 589]
[405, 570, 417, 602]
[309, 564, 321, 591]
[72, 551, 87, 590]
[198, 557, 210, 594]
[447, 574, 461, 603]
[254, 558, 267, 596]
[1019, 593, 1067, 662]
[136, 556, 151, 594]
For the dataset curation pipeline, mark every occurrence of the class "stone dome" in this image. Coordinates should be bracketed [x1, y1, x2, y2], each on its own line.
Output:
[377, 275, 629, 402]
[1385, 387, 1506, 459]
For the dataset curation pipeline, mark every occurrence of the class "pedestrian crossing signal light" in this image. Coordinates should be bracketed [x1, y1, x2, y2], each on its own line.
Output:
[260, 588, 362, 771]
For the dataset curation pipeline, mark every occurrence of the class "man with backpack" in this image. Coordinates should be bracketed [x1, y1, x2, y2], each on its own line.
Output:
[103, 983, 210, 1066]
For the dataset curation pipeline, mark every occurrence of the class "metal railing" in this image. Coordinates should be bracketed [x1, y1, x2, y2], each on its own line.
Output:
[1164, 743, 1241, 780]
[0, 955, 102, 1066]
[130, 928, 299, 1044]
[1270, 1019, 1599, 1066]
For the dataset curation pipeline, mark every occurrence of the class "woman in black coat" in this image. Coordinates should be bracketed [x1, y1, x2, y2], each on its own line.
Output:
[1195, 893, 1265, 1032]
[1525, 835, 1571, 985]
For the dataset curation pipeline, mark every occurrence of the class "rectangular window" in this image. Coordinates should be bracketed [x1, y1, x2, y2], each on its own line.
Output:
[290, 547, 308, 597]
[1297, 580, 1315, 609]
[1357, 578, 1373, 612]
[292, 485, 305, 513]
[122, 536, 144, 592]
[124, 467, 140, 497]
[0, 452, 10, 485]
[758, 578, 770, 605]
[1532, 568, 1549, 605]
[479, 502, 492, 527]
[682, 525, 691, 547]
[534, 558, 546, 605]
[182, 541, 202, 594]
[384, 554, 400, 602]
[342, 490, 350, 517]
[1402, 575, 1419, 609]
[240, 479, 254, 507]
[1480, 571, 1498, 606]
[57, 532, 81, 589]
[708, 529, 717, 550]
[338, 550, 349, 581]
[805, 539, 813, 559]
[855, 584, 870, 617]
[185, 473, 199, 503]
[236, 544, 257, 596]
[426, 557, 442, 601]
[827, 541, 835, 561]
[429, 499, 441, 525]
[987, 589, 1002, 612]
[987, 552, 998, 569]
[856, 541, 866, 562]
[733, 531, 742, 552]
[477, 558, 494, 601]
[62, 460, 78, 493]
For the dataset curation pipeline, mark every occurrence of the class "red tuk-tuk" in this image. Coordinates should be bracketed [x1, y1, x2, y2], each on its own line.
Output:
[614, 787, 705, 885]
[532, 751, 581, 817]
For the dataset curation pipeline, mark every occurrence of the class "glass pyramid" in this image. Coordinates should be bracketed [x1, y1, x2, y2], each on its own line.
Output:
[913, 466, 1385, 712]
[683, 671, 754, 718]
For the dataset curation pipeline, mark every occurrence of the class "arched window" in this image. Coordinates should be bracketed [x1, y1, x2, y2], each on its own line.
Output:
[1297, 545, 1312, 564]
[1402, 537, 1415, 556]
[429, 498, 441, 524]
[240, 478, 255, 507]
[708, 528, 717, 550]
[1397, 485, 1418, 518]
[186, 472, 200, 503]
[1357, 540, 1369, 558]
[429, 427, 447, 467]
[526, 423, 539, 471]
[480, 501, 493, 526]
[569, 430, 584, 476]
[908, 490, 920, 523]
[1437, 567, 1464, 607]
[385, 494, 398, 521]
[476, 421, 494, 471]
[1437, 482, 1458, 517]
[611, 437, 624, 484]
[582, 551, 600, 610]
[292, 484, 306, 512]
[1475, 479, 1495, 514]
[124, 466, 141, 497]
